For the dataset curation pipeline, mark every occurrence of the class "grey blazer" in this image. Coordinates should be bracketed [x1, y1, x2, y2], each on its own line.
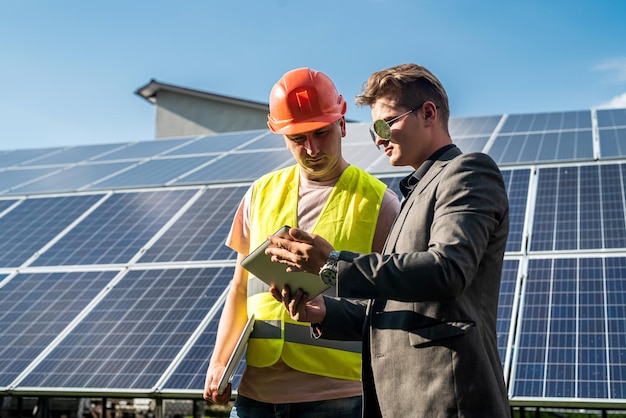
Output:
[322, 147, 511, 418]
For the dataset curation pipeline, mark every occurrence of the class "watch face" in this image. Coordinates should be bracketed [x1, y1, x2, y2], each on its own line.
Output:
[321, 268, 336, 286]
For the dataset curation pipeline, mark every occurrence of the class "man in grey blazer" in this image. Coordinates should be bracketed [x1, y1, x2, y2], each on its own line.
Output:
[265, 63, 511, 418]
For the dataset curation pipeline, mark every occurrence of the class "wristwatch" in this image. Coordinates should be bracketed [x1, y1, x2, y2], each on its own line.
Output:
[319, 250, 340, 287]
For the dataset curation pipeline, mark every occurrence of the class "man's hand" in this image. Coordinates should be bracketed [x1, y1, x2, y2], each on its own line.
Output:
[270, 284, 327, 324]
[203, 364, 232, 405]
[265, 228, 334, 274]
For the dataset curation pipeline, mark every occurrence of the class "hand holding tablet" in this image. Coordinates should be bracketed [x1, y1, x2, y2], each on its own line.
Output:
[241, 226, 330, 300]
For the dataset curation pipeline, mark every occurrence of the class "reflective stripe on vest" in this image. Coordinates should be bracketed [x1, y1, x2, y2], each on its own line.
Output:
[245, 164, 386, 380]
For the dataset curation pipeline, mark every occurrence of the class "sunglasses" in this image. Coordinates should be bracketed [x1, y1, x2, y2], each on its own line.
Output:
[369, 103, 424, 149]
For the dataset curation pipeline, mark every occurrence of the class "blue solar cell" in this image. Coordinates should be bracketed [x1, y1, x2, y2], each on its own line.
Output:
[0, 271, 116, 387]
[579, 166, 603, 250]
[501, 169, 530, 252]
[0, 167, 62, 193]
[500, 111, 592, 133]
[0, 194, 104, 267]
[496, 259, 520, 366]
[449, 115, 502, 137]
[18, 267, 233, 390]
[0, 148, 65, 169]
[454, 136, 489, 154]
[597, 108, 626, 128]
[32, 189, 196, 266]
[601, 165, 626, 248]
[173, 150, 293, 184]
[529, 165, 626, 252]
[489, 130, 594, 164]
[140, 186, 247, 263]
[88, 156, 212, 190]
[342, 144, 385, 171]
[237, 131, 285, 150]
[0, 199, 18, 213]
[578, 258, 608, 399]
[92, 137, 196, 161]
[554, 167, 578, 251]
[166, 131, 268, 156]
[27, 143, 127, 166]
[378, 176, 403, 202]
[599, 127, 626, 158]
[160, 305, 225, 390]
[10, 162, 137, 195]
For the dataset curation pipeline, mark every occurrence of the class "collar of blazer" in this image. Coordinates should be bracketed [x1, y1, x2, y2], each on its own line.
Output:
[411, 146, 461, 197]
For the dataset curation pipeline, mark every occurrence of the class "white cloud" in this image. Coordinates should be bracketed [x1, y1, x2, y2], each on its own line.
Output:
[596, 92, 626, 109]
[593, 58, 626, 83]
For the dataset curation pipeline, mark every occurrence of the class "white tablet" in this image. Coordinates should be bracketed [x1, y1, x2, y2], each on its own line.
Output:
[241, 226, 330, 301]
[217, 313, 255, 395]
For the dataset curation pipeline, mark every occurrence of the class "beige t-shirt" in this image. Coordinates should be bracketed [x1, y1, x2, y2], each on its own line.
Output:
[227, 170, 400, 403]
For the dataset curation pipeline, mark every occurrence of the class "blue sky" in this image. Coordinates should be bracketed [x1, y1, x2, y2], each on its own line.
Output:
[1, 0, 626, 150]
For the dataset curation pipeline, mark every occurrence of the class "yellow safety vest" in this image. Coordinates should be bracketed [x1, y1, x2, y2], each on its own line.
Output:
[246, 164, 386, 380]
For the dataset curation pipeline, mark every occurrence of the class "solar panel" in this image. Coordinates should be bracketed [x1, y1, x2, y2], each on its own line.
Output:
[488, 130, 594, 165]
[449, 115, 502, 137]
[173, 150, 293, 184]
[17, 267, 232, 390]
[160, 305, 225, 391]
[497, 259, 520, 369]
[166, 131, 267, 156]
[0, 167, 62, 194]
[501, 169, 531, 252]
[0, 271, 117, 388]
[26, 143, 127, 166]
[0, 199, 18, 214]
[597, 108, 626, 128]
[599, 127, 626, 158]
[343, 144, 385, 171]
[500, 111, 592, 133]
[511, 257, 626, 400]
[9, 162, 137, 195]
[530, 164, 626, 252]
[139, 186, 247, 263]
[237, 131, 285, 150]
[0, 194, 104, 267]
[87, 156, 212, 190]
[92, 137, 197, 161]
[0, 147, 65, 169]
[1, 106, 626, 411]
[31, 189, 197, 266]
[454, 136, 490, 154]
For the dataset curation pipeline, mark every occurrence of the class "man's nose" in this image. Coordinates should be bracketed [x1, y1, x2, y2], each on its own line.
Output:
[376, 136, 390, 148]
[305, 137, 319, 155]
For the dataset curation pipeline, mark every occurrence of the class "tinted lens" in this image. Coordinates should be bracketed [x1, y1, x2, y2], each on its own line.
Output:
[373, 119, 392, 140]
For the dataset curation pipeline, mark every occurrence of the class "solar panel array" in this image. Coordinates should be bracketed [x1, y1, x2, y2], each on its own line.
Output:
[1, 107, 626, 408]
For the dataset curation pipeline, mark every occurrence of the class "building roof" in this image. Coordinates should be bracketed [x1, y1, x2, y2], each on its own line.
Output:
[135, 79, 269, 111]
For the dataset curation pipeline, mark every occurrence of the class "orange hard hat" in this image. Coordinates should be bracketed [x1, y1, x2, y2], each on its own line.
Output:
[267, 68, 347, 135]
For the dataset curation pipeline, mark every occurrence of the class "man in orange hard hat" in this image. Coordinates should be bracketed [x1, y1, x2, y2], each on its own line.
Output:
[203, 68, 400, 417]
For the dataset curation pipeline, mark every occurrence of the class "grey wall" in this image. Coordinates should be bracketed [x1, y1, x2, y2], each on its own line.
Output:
[155, 90, 269, 138]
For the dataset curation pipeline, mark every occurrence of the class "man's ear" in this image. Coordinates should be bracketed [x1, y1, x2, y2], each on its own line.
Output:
[423, 101, 437, 125]
[339, 116, 347, 137]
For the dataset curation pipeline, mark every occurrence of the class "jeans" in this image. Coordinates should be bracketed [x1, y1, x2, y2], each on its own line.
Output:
[229, 394, 362, 418]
